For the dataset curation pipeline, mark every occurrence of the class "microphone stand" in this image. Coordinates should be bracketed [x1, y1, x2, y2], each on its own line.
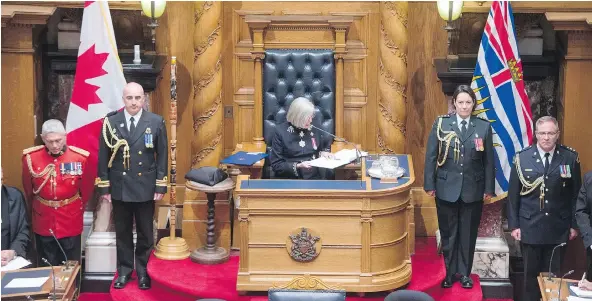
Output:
[548, 242, 566, 281]
[42, 258, 57, 301]
[49, 229, 70, 272]
[551, 270, 574, 301]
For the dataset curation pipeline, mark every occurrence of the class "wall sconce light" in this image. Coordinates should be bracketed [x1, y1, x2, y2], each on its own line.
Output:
[437, 0, 463, 60]
[141, 0, 166, 51]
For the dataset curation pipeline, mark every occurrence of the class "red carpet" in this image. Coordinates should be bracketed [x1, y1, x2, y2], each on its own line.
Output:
[78, 237, 512, 301]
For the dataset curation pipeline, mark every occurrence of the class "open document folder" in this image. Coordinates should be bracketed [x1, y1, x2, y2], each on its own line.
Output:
[308, 149, 368, 169]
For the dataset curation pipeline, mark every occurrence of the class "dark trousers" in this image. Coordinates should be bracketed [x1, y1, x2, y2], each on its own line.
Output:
[436, 198, 483, 278]
[112, 199, 154, 277]
[36, 234, 81, 267]
[521, 243, 565, 301]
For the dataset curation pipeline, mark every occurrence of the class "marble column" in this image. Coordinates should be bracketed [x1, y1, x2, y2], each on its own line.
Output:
[473, 201, 513, 299]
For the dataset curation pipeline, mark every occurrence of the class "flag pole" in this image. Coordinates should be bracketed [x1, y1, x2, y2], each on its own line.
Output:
[154, 56, 190, 260]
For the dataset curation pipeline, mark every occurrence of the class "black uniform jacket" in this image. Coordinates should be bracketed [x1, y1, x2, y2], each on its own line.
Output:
[97, 110, 168, 202]
[508, 144, 581, 245]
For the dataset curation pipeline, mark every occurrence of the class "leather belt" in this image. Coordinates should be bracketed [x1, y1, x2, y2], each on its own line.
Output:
[36, 193, 80, 208]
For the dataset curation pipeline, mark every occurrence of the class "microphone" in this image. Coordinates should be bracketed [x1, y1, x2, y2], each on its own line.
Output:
[552, 269, 574, 301]
[42, 258, 57, 301]
[548, 242, 567, 280]
[309, 124, 363, 163]
[49, 229, 68, 269]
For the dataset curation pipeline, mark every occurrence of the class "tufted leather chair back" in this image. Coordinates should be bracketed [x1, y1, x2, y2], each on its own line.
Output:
[263, 49, 336, 148]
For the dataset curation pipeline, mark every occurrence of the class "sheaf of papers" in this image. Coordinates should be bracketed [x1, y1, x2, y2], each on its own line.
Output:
[308, 149, 368, 169]
[5, 276, 48, 289]
[568, 296, 592, 301]
[1, 256, 31, 271]
[570, 284, 592, 298]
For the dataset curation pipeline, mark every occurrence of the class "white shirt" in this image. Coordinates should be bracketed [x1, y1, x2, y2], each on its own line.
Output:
[456, 115, 470, 131]
[536, 144, 556, 166]
[124, 109, 143, 132]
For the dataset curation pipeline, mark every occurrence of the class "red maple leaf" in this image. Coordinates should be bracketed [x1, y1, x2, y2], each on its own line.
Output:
[71, 44, 109, 111]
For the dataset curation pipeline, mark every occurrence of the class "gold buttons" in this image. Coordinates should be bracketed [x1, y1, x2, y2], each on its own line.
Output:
[138, 173, 142, 176]
[138, 151, 142, 155]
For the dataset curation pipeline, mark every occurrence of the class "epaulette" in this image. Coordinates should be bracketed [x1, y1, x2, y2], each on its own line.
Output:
[559, 144, 577, 154]
[438, 114, 452, 118]
[22, 145, 44, 155]
[68, 145, 90, 157]
[474, 115, 489, 122]
[515, 145, 533, 154]
[105, 110, 118, 118]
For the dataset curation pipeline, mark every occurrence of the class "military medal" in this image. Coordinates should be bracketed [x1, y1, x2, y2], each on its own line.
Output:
[145, 128, 154, 148]
[560, 165, 571, 178]
[77, 162, 83, 175]
[474, 138, 484, 151]
[311, 137, 318, 150]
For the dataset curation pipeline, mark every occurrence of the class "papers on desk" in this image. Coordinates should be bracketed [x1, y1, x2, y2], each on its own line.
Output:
[4, 276, 48, 289]
[570, 283, 592, 298]
[308, 149, 368, 169]
[1, 256, 31, 271]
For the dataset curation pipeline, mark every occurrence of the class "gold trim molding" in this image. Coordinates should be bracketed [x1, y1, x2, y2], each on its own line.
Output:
[273, 274, 342, 290]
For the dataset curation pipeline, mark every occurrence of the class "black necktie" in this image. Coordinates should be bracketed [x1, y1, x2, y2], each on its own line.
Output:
[544, 152, 550, 175]
[130, 116, 136, 135]
[461, 120, 467, 138]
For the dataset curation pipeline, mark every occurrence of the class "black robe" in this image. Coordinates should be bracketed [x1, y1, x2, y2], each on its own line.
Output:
[270, 122, 331, 179]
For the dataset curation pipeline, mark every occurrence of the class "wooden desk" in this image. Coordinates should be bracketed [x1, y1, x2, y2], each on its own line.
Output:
[1, 262, 80, 301]
[538, 272, 579, 301]
[235, 155, 415, 293]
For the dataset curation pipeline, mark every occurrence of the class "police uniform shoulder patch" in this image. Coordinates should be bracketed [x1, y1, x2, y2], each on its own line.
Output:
[22, 145, 44, 155]
[68, 145, 90, 157]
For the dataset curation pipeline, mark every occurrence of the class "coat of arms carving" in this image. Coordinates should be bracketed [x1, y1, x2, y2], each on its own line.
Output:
[288, 227, 321, 262]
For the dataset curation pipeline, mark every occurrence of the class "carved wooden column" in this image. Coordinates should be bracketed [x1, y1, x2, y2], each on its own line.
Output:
[248, 20, 270, 152]
[1, 5, 55, 191]
[329, 20, 349, 151]
[378, 2, 408, 154]
[192, 1, 223, 168]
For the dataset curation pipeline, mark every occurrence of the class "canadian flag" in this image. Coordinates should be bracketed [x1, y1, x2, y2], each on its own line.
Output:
[66, 1, 126, 203]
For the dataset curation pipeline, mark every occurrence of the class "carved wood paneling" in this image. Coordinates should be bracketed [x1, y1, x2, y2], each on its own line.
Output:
[151, 1, 195, 207]
[192, 1, 224, 168]
[405, 2, 448, 188]
[378, 2, 407, 154]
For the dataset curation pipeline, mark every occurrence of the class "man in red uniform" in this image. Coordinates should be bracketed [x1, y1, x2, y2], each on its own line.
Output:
[22, 119, 92, 266]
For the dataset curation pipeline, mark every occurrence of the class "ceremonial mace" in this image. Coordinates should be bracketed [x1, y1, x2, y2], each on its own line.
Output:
[154, 56, 190, 260]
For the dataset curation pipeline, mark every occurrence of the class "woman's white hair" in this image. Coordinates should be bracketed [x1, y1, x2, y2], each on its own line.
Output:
[287, 97, 315, 129]
[41, 119, 66, 135]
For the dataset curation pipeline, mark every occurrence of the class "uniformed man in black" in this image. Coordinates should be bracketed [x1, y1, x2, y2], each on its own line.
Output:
[96, 82, 168, 290]
[507, 116, 581, 301]
[576, 170, 592, 283]
[424, 85, 495, 289]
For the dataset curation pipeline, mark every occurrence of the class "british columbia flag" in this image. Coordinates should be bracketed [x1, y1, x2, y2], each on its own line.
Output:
[470, 1, 533, 198]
